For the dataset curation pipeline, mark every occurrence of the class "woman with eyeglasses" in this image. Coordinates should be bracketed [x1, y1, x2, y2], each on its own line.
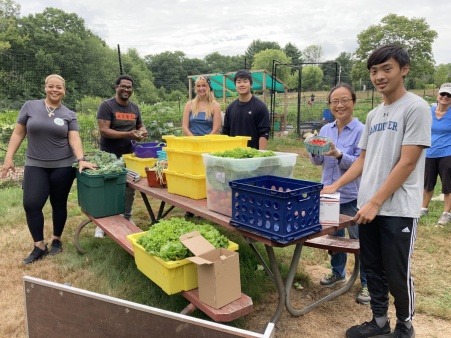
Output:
[421, 83, 451, 225]
[182, 76, 222, 137]
[307, 83, 370, 304]
[1, 74, 96, 264]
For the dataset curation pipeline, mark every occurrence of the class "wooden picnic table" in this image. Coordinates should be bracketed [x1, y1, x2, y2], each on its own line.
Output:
[127, 178, 358, 324]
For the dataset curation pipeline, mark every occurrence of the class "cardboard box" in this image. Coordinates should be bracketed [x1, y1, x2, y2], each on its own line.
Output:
[127, 232, 239, 295]
[320, 193, 340, 224]
[180, 231, 241, 309]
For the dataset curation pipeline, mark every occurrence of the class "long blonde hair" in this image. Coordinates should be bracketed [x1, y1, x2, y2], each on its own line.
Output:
[191, 76, 216, 119]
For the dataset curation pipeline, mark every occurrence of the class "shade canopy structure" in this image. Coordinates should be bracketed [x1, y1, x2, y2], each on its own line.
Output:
[188, 69, 286, 100]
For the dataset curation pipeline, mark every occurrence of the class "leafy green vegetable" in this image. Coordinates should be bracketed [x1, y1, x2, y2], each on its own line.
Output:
[210, 147, 275, 158]
[136, 217, 229, 261]
[73, 150, 125, 175]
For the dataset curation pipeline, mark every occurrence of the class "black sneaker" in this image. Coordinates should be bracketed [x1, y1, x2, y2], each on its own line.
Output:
[49, 239, 63, 256]
[320, 273, 346, 287]
[23, 245, 49, 265]
[346, 318, 391, 338]
[389, 323, 415, 337]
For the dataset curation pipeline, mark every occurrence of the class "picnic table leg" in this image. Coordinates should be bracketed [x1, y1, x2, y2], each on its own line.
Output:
[265, 245, 287, 324]
[157, 201, 175, 220]
[180, 303, 197, 316]
[73, 219, 92, 254]
[285, 252, 360, 316]
[245, 237, 274, 281]
[140, 192, 157, 223]
[139, 192, 175, 224]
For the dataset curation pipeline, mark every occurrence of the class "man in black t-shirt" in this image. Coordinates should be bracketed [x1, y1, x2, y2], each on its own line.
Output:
[95, 75, 147, 237]
[222, 70, 270, 150]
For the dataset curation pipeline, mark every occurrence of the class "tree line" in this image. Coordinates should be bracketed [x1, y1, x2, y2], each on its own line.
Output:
[1, 0, 450, 111]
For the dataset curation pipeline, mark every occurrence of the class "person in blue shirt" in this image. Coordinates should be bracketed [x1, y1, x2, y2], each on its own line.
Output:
[421, 83, 451, 225]
[182, 75, 222, 137]
[308, 83, 369, 304]
[182, 75, 221, 218]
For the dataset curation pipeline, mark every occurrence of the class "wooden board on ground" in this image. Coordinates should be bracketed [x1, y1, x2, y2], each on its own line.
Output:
[24, 276, 274, 338]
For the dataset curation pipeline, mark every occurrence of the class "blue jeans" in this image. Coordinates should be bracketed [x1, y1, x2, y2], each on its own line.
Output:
[330, 200, 367, 286]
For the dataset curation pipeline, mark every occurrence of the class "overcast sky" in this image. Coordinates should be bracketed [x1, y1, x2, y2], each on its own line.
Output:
[17, 0, 450, 65]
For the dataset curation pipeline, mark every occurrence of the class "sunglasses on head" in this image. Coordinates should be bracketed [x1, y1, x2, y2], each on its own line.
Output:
[439, 92, 451, 98]
[197, 76, 212, 90]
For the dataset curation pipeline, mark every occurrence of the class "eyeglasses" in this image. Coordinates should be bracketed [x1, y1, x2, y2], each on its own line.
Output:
[439, 92, 451, 98]
[119, 85, 133, 91]
[330, 98, 354, 106]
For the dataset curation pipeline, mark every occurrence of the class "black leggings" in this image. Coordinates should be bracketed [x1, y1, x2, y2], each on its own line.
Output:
[23, 166, 76, 242]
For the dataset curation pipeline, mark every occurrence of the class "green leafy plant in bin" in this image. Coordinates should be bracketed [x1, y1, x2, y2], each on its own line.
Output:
[137, 218, 229, 261]
[72, 150, 124, 175]
[210, 147, 275, 158]
[206, 147, 293, 191]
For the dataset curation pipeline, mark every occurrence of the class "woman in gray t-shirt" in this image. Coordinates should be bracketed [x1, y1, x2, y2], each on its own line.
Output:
[1, 74, 95, 265]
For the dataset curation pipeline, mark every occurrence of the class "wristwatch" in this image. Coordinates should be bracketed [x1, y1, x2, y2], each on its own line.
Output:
[77, 157, 86, 162]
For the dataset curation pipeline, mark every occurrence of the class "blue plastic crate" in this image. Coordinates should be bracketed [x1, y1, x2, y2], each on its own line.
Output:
[229, 175, 323, 244]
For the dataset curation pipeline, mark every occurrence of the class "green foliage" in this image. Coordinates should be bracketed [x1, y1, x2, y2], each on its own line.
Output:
[252, 49, 291, 84]
[210, 148, 275, 158]
[145, 51, 189, 93]
[136, 218, 229, 261]
[245, 39, 281, 67]
[139, 102, 182, 140]
[434, 63, 451, 86]
[75, 96, 102, 114]
[0, 109, 26, 164]
[204, 52, 245, 73]
[302, 66, 324, 91]
[284, 42, 303, 67]
[353, 14, 437, 89]
[74, 150, 124, 175]
[302, 45, 324, 63]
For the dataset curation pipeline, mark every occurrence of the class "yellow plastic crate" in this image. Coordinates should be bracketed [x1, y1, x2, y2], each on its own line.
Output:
[164, 169, 206, 199]
[127, 232, 238, 295]
[123, 153, 157, 177]
[165, 148, 205, 175]
[162, 135, 250, 152]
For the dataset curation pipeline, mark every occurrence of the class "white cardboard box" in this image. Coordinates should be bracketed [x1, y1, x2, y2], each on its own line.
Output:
[180, 231, 241, 309]
[320, 193, 340, 224]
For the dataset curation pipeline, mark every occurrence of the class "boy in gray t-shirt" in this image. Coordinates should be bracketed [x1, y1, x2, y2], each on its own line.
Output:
[322, 44, 431, 338]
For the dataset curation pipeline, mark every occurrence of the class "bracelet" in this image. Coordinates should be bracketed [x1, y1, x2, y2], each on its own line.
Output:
[77, 157, 86, 162]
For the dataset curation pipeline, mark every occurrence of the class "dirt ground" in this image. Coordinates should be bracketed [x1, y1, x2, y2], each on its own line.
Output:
[243, 265, 451, 337]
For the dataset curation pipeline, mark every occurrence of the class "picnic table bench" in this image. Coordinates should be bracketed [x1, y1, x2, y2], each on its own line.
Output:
[73, 212, 253, 323]
[74, 178, 359, 326]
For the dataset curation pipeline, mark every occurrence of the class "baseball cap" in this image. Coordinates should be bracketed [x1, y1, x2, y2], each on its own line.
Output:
[234, 69, 253, 85]
[439, 83, 451, 95]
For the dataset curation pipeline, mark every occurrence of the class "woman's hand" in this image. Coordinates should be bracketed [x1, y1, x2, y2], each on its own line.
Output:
[321, 184, 338, 195]
[323, 142, 342, 159]
[1, 159, 15, 179]
[77, 160, 97, 173]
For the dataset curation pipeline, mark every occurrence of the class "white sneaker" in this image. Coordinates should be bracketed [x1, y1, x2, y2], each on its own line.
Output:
[437, 212, 451, 225]
[94, 227, 105, 238]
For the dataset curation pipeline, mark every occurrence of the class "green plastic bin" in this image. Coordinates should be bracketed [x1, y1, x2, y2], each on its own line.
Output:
[76, 169, 127, 217]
